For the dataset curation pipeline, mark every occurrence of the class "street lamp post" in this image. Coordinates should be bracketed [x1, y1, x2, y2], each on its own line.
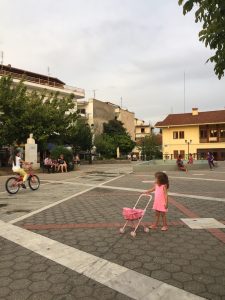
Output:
[185, 139, 192, 159]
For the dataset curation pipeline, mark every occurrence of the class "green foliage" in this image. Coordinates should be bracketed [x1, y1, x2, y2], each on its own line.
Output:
[103, 119, 127, 136]
[95, 119, 135, 158]
[115, 134, 136, 154]
[95, 134, 116, 158]
[0, 76, 78, 149]
[50, 146, 73, 163]
[178, 0, 225, 79]
[138, 134, 162, 160]
[66, 119, 93, 152]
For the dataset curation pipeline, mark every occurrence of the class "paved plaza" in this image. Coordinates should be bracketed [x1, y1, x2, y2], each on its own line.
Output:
[0, 163, 225, 299]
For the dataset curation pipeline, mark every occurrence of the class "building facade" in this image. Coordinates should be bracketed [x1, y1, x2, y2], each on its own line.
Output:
[0, 64, 85, 99]
[155, 108, 225, 161]
[77, 98, 136, 140]
[134, 118, 152, 142]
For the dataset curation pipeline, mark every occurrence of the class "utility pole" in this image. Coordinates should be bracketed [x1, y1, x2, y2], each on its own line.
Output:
[120, 96, 123, 108]
[184, 71, 186, 113]
[47, 66, 50, 85]
[1, 51, 3, 69]
[93, 89, 98, 99]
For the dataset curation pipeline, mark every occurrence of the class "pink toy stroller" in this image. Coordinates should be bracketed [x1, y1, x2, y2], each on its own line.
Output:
[119, 194, 152, 237]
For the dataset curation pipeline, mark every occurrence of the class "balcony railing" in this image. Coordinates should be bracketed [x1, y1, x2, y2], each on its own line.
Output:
[0, 69, 64, 89]
[0, 69, 85, 96]
[64, 85, 85, 95]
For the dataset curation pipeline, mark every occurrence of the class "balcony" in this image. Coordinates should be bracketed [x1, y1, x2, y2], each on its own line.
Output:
[0, 69, 85, 99]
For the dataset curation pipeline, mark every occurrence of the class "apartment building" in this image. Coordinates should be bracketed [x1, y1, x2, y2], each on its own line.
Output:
[155, 108, 225, 161]
[77, 98, 136, 140]
[134, 118, 153, 142]
[0, 64, 85, 99]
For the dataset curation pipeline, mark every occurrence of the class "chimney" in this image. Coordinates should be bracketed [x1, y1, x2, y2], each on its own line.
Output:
[192, 108, 199, 116]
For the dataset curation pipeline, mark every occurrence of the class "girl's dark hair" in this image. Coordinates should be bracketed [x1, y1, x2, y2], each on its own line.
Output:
[13, 150, 20, 166]
[155, 172, 169, 189]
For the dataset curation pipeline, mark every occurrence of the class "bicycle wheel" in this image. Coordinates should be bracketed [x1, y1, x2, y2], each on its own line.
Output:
[5, 177, 20, 194]
[28, 175, 40, 190]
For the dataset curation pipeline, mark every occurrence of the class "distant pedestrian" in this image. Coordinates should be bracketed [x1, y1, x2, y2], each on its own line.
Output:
[145, 172, 169, 231]
[187, 153, 193, 164]
[207, 152, 215, 170]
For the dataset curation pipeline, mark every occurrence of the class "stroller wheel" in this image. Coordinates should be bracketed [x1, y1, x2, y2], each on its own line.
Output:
[119, 228, 125, 234]
[130, 231, 136, 238]
[144, 227, 150, 233]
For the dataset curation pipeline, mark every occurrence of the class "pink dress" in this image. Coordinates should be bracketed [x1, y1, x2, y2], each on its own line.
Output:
[152, 184, 168, 212]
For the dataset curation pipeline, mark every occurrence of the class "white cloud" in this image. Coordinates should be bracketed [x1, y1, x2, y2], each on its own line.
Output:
[0, 0, 224, 124]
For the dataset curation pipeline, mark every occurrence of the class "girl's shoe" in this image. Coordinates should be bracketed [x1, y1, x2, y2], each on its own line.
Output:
[161, 226, 168, 231]
[149, 224, 157, 229]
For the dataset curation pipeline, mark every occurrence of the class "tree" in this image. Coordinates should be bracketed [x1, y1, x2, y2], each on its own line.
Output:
[115, 134, 136, 154]
[0, 76, 78, 149]
[95, 134, 116, 158]
[138, 134, 162, 160]
[178, 0, 225, 79]
[103, 119, 127, 136]
[102, 119, 136, 156]
[66, 119, 93, 153]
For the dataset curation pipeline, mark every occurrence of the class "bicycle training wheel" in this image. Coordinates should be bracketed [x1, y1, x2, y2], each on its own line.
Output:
[5, 177, 20, 194]
[28, 175, 40, 190]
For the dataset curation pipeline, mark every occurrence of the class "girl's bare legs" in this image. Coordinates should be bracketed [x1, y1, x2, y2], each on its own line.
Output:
[161, 212, 168, 231]
[150, 211, 160, 228]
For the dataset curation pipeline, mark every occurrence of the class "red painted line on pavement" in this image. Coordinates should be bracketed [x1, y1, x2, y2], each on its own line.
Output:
[169, 196, 225, 244]
[169, 197, 198, 218]
[207, 228, 225, 244]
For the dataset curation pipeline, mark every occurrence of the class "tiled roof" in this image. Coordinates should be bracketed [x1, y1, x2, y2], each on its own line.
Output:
[155, 110, 225, 127]
[0, 64, 65, 85]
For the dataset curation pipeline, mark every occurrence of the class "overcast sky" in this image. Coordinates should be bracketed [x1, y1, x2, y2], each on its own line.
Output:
[1, 0, 224, 125]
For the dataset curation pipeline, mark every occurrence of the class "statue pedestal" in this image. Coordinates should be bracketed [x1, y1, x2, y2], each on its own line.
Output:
[25, 134, 40, 170]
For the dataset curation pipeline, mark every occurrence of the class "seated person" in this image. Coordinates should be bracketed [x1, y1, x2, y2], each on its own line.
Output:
[57, 154, 67, 172]
[176, 155, 188, 172]
[51, 159, 58, 172]
[44, 155, 53, 173]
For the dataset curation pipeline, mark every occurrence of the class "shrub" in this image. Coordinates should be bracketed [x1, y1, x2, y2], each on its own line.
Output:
[51, 146, 73, 163]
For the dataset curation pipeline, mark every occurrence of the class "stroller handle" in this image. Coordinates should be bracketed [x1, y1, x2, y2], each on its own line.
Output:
[133, 193, 152, 210]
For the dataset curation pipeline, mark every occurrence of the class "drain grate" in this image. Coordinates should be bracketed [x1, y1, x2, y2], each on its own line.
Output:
[6, 209, 31, 215]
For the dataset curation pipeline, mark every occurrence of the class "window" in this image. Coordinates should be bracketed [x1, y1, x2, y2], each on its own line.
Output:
[141, 128, 145, 133]
[209, 129, 218, 137]
[179, 131, 184, 139]
[77, 108, 86, 114]
[173, 131, 178, 139]
[180, 150, 185, 159]
[200, 129, 207, 139]
[173, 150, 179, 159]
[220, 129, 225, 138]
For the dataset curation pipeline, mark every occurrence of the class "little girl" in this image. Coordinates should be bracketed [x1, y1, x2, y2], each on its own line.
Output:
[145, 172, 169, 231]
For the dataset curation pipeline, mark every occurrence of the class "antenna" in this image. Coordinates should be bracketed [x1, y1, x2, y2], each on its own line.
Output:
[120, 96, 123, 108]
[47, 66, 50, 85]
[1, 51, 3, 69]
[93, 89, 97, 99]
[184, 71, 186, 113]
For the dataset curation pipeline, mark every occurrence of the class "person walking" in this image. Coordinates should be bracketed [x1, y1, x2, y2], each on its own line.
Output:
[187, 153, 193, 164]
[207, 152, 215, 170]
[145, 172, 169, 231]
